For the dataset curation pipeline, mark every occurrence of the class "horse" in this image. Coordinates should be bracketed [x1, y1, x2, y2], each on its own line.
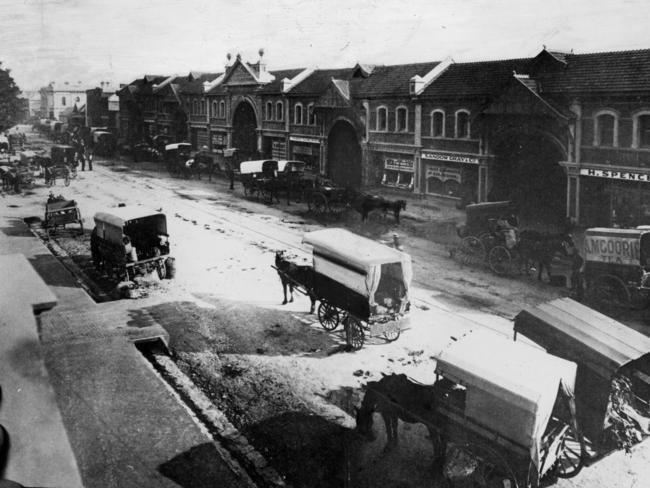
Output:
[355, 374, 448, 467]
[355, 195, 407, 224]
[518, 230, 574, 281]
[274, 251, 317, 313]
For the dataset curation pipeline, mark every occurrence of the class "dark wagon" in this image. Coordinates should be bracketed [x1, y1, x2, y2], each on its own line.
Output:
[515, 298, 650, 457]
[44, 194, 83, 237]
[91, 208, 173, 282]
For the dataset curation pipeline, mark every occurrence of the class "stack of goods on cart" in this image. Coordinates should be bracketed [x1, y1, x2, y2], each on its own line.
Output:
[604, 374, 650, 452]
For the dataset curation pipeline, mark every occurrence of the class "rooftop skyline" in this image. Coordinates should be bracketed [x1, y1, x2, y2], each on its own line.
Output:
[0, 0, 645, 92]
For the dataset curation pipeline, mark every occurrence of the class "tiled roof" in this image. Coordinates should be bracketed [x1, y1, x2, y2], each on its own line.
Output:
[257, 69, 305, 94]
[420, 58, 532, 98]
[535, 48, 650, 93]
[351, 62, 440, 98]
[288, 68, 353, 95]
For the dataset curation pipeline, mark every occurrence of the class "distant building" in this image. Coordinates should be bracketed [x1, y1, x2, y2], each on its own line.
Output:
[86, 81, 119, 132]
[22, 91, 42, 118]
[39, 81, 87, 120]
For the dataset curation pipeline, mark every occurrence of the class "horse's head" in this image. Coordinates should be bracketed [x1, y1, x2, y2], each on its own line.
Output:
[398, 200, 407, 211]
[274, 250, 286, 267]
[560, 234, 576, 255]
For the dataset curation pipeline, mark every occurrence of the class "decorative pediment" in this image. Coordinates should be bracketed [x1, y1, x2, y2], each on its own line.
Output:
[483, 74, 568, 120]
[315, 79, 351, 108]
[224, 62, 259, 86]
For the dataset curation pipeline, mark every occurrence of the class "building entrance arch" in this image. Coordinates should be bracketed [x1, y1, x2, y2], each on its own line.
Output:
[232, 101, 258, 161]
[327, 120, 362, 188]
[490, 129, 566, 226]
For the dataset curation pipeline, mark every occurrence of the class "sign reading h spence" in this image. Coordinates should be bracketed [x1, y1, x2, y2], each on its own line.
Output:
[584, 228, 640, 266]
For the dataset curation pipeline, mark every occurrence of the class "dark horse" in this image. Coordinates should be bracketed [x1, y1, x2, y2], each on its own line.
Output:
[355, 374, 447, 467]
[518, 230, 574, 282]
[274, 251, 317, 313]
[355, 195, 407, 224]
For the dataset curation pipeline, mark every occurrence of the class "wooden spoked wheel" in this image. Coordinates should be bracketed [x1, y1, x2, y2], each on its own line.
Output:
[318, 301, 340, 331]
[554, 424, 585, 479]
[488, 245, 512, 275]
[345, 315, 365, 350]
[458, 236, 486, 265]
[309, 192, 328, 214]
[589, 274, 631, 310]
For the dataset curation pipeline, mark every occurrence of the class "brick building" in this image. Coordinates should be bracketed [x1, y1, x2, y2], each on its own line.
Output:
[117, 47, 650, 227]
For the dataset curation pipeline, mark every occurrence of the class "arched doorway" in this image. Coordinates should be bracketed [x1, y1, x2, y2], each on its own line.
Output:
[232, 101, 258, 160]
[327, 120, 362, 188]
[490, 131, 566, 226]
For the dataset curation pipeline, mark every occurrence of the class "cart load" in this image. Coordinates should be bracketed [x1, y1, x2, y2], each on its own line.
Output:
[92, 207, 173, 282]
[44, 194, 83, 236]
[436, 328, 584, 486]
[301, 228, 412, 349]
[515, 298, 650, 453]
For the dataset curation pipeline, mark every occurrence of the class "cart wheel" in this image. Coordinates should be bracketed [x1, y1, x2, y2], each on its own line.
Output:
[382, 327, 401, 342]
[479, 232, 496, 251]
[589, 274, 631, 310]
[156, 260, 167, 280]
[489, 245, 512, 275]
[554, 425, 585, 479]
[64, 174, 70, 186]
[318, 301, 340, 331]
[458, 236, 486, 265]
[345, 316, 365, 350]
[309, 192, 327, 214]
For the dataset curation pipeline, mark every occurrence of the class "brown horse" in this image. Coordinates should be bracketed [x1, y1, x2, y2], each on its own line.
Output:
[274, 251, 317, 313]
[355, 374, 447, 467]
[517, 230, 574, 281]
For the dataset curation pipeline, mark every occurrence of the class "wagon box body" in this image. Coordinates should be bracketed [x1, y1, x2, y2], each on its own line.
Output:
[436, 328, 581, 484]
[514, 298, 650, 450]
[457, 200, 516, 238]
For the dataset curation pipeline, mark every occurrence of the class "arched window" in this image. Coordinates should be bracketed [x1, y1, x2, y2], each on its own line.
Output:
[219, 101, 225, 118]
[593, 110, 618, 147]
[200, 99, 206, 115]
[294, 103, 303, 125]
[211, 101, 218, 117]
[61, 96, 66, 106]
[266, 101, 273, 120]
[308, 103, 316, 125]
[396, 106, 408, 132]
[276, 101, 284, 121]
[376, 106, 388, 131]
[192, 100, 198, 114]
[431, 109, 445, 137]
[632, 110, 650, 148]
[455, 109, 470, 138]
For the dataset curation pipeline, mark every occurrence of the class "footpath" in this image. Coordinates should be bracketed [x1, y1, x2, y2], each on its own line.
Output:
[0, 206, 256, 486]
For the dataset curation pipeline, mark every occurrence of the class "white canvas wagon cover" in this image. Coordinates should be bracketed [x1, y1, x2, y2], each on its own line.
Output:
[436, 329, 577, 469]
[302, 228, 412, 302]
[239, 159, 278, 175]
[94, 207, 167, 244]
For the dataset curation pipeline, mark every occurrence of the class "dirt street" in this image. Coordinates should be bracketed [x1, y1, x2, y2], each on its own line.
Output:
[5, 128, 650, 488]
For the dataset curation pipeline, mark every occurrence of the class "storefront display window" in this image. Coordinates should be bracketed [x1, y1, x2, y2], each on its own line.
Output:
[381, 156, 414, 189]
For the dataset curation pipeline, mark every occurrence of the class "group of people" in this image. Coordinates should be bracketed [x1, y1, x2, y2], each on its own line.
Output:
[72, 136, 93, 171]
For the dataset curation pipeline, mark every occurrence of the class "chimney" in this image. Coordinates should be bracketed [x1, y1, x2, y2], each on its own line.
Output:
[257, 48, 266, 74]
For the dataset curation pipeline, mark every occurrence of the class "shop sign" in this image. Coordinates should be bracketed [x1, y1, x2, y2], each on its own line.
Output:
[426, 165, 461, 182]
[212, 133, 226, 147]
[272, 141, 287, 159]
[384, 157, 414, 172]
[580, 168, 650, 182]
[584, 234, 639, 265]
[293, 145, 313, 155]
[421, 151, 479, 165]
[290, 136, 320, 144]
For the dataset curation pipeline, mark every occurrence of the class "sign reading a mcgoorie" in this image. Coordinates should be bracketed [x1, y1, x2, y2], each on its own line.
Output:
[584, 231, 640, 265]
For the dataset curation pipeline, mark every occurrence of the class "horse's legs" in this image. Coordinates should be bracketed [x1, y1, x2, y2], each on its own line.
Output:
[281, 281, 288, 305]
[309, 295, 316, 314]
[381, 413, 397, 451]
[288, 283, 294, 303]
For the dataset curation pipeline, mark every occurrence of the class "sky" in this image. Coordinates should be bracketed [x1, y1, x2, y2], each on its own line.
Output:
[0, 0, 647, 92]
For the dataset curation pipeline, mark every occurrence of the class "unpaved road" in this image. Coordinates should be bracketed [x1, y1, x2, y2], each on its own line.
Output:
[4, 128, 650, 488]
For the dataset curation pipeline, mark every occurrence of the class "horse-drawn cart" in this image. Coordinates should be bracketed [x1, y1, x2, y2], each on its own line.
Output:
[515, 298, 650, 458]
[91, 207, 173, 282]
[44, 194, 83, 236]
[304, 229, 411, 349]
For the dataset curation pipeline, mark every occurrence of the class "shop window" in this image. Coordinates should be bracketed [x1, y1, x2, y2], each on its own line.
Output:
[308, 104, 316, 125]
[294, 103, 303, 125]
[396, 106, 408, 132]
[376, 106, 388, 131]
[211, 101, 218, 117]
[431, 110, 445, 137]
[276, 101, 284, 121]
[455, 110, 470, 138]
[594, 111, 617, 147]
[427, 177, 444, 194]
[219, 101, 225, 118]
[266, 101, 273, 120]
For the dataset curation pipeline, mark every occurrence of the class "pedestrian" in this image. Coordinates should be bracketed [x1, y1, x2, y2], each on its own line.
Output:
[87, 149, 93, 171]
[77, 151, 86, 171]
[227, 161, 235, 190]
[567, 244, 584, 301]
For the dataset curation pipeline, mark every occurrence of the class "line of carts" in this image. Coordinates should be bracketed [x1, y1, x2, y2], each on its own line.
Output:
[0, 145, 79, 192]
